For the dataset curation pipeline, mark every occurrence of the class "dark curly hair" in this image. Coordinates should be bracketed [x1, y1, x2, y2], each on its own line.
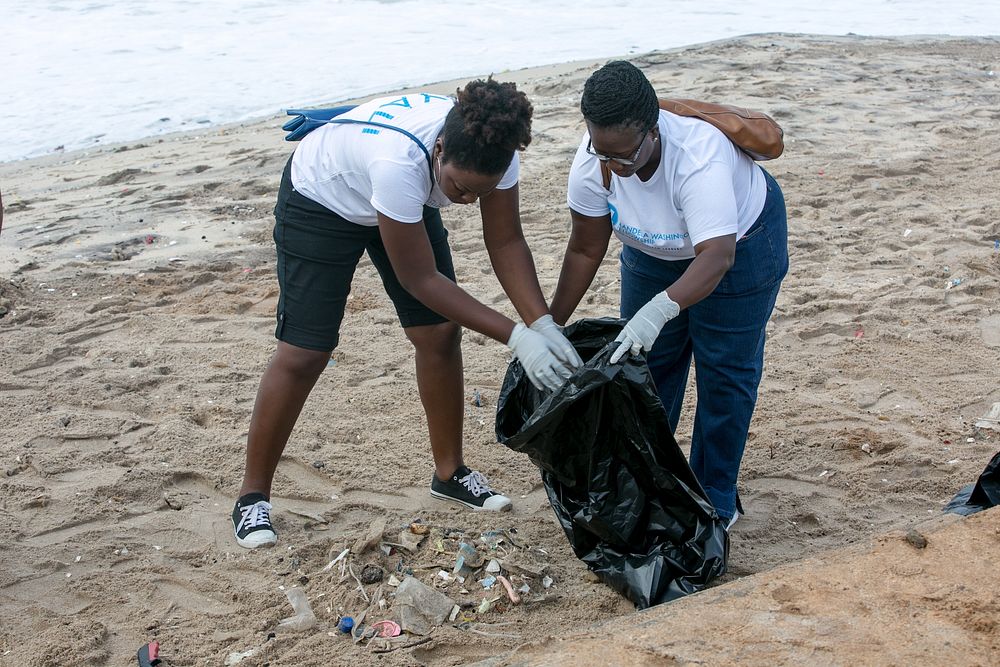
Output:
[580, 61, 659, 132]
[441, 78, 533, 175]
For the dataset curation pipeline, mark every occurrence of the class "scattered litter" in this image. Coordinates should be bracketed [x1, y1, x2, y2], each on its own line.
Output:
[276, 588, 316, 632]
[224, 648, 260, 666]
[967, 437, 976, 443]
[861, 442, 873, 456]
[974, 402, 1000, 430]
[387, 575, 401, 587]
[854, 327, 864, 339]
[473, 389, 482, 407]
[437, 570, 453, 583]
[397, 529, 425, 552]
[320, 548, 350, 573]
[496, 575, 521, 605]
[168, 240, 178, 246]
[947, 278, 962, 289]
[478, 596, 498, 613]
[541, 575, 553, 589]
[903, 228, 912, 238]
[480, 576, 497, 589]
[136, 642, 161, 667]
[485, 559, 501, 574]
[286, 507, 326, 524]
[337, 616, 354, 634]
[168, 257, 184, 263]
[360, 564, 384, 585]
[517, 583, 531, 595]
[409, 522, 429, 535]
[353, 516, 387, 554]
[479, 531, 505, 549]
[819, 470, 829, 477]
[395, 576, 457, 635]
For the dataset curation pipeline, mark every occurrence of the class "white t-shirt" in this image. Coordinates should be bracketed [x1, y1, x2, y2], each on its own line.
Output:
[567, 109, 766, 260]
[291, 93, 520, 226]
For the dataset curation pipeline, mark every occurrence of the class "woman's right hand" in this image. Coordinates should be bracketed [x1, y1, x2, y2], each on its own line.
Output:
[506, 324, 574, 391]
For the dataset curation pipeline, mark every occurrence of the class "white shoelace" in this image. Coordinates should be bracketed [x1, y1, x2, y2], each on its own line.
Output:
[237, 500, 273, 532]
[459, 470, 493, 498]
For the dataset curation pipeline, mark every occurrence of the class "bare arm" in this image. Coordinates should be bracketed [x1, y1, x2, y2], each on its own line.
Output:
[550, 209, 613, 325]
[478, 184, 549, 325]
[377, 211, 515, 343]
[666, 234, 736, 309]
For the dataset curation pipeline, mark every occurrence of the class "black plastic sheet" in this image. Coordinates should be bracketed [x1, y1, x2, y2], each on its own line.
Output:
[944, 450, 1000, 516]
[496, 318, 728, 609]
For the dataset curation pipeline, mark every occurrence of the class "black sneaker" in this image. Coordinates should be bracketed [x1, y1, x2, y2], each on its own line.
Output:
[232, 492, 277, 549]
[430, 466, 512, 512]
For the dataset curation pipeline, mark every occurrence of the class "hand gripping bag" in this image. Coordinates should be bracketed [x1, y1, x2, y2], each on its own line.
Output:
[496, 318, 728, 608]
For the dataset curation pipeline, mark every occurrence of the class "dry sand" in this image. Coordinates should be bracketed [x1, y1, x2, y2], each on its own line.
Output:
[1, 33, 999, 666]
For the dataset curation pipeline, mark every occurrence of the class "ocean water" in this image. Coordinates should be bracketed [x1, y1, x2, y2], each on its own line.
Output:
[3, 0, 999, 162]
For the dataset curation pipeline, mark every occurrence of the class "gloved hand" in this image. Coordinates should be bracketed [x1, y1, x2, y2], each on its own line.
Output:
[610, 292, 681, 363]
[529, 314, 583, 370]
[507, 323, 574, 391]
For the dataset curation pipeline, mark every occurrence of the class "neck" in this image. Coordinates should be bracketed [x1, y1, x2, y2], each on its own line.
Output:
[635, 137, 661, 182]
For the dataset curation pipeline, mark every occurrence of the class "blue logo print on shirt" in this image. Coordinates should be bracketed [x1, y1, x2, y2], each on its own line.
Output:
[360, 94, 450, 135]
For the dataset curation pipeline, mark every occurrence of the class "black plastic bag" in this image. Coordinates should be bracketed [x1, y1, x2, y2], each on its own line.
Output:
[496, 318, 728, 609]
[944, 450, 1000, 516]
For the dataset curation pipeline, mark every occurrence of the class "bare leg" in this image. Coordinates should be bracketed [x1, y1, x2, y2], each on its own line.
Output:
[404, 322, 465, 481]
[239, 341, 331, 497]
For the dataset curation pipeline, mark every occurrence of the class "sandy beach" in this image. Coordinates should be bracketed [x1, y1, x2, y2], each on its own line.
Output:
[1, 33, 999, 666]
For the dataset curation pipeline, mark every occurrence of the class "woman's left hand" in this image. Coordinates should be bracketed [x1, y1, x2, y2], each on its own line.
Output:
[610, 292, 680, 363]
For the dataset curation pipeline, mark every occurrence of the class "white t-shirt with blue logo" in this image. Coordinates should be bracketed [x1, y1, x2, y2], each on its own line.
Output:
[567, 109, 766, 260]
[291, 94, 519, 226]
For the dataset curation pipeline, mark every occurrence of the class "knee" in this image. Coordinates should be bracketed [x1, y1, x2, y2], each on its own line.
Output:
[273, 342, 331, 379]
[405, 322, 462, 358]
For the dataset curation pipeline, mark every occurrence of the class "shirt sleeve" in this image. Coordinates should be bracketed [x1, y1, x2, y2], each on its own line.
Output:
[675, 160, 740, 246]
[495, 151, 520, 190]
[369, 158, 428, 223]
[566, 139, 610, 217]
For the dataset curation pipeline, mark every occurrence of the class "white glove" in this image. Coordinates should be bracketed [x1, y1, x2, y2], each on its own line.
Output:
[610, 292, 681, 364]
[507, 323, 574, 391]
[529, 314, 583, 370]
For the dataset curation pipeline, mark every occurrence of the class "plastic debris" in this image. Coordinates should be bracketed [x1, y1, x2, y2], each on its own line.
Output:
[387, 575, 401, 587]
[903, 228, 912, 237]
[478, 597, 498, 613]
[541, 575, 553, 589]
[496, 575, 521, 605]
[337, 616, 355, 634]
[353, 516, 388, 554]
[974, 402, 1000, 431]
[480, 576, 497, 589]
[409, 521, 430, 535]
[276, 588, 316, 632]
[395, 576, 457, 635]
[485, 559, 501, 574]
[136, 641, 161, 667]
[224, 648, 260, 666]
[370, 620, 401, 638]
[453, 542, 482, 575]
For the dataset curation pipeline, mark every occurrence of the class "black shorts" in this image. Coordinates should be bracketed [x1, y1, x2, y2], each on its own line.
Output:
[272, 158, 455, 351]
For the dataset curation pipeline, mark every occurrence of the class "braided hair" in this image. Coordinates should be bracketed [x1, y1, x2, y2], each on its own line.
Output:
[441, 78, 533, 175]
[580, 60, 659, 132]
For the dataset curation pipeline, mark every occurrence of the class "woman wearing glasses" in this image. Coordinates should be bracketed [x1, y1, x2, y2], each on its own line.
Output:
[232, 79, 582, 549]
[549, 61, 788, 529]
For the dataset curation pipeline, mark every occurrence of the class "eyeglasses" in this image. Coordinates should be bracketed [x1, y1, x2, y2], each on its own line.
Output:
[586, 130, 648, 166]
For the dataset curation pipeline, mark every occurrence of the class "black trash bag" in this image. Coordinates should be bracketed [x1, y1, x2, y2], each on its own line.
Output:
[944, 450, 1000, 516]
[496, 318, 728, 609]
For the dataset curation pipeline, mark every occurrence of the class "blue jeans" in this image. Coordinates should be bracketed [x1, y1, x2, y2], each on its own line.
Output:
[619, 169, 788, 521]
